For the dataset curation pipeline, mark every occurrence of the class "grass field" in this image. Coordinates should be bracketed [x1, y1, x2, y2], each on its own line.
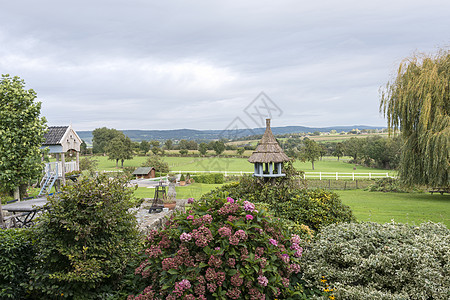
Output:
[133, 181, 449, 228]
[93, 155, 395, 176]
[336, 190, 449, 227]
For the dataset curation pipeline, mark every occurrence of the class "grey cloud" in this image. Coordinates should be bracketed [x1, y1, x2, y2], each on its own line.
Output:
[0, 0, 448, 130]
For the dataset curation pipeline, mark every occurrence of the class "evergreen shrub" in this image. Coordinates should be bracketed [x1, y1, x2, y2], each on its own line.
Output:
[301, 222, 450, 299]
[0, 229, 34, 299]
[131, 194, 327, 299]
[192, 173, 224, 184]
[28, 175, 142, 299]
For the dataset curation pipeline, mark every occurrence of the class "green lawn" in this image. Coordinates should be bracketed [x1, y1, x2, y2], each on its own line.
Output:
[336, 190, 450, 227]
[133, 181, 449, 228]
[93, 155, 394, 176]
[133, 183, 223, 201]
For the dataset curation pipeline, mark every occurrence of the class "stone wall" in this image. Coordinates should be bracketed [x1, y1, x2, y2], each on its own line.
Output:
[132, 198, 187, 235]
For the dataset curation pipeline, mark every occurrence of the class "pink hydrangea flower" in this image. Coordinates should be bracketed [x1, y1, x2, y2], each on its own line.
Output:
[245, 214, 253, 220]
[218, 226, 232, 237]
[269, 238, 278, 246]
[257, 275, 268, 287]
[243, 200, 255, 212]
[180, 232, 192, 242]
[187, 215, 194, 220]
[291, 234, 301, 244]
[187, 198, 195, 204]
[227, 197, 235, 203]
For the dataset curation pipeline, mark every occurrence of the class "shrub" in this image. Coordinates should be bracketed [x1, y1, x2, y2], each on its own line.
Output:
[28, 175, 142, 299]
[0, 229, 34, 299]
[192, 173, 223, 184]
[366, 177, 423, 193]
[131, 195, 323, 299]
[79, 156, 98, 174]
[203, 176, 356, 231]
[301, 222, 450, 299]
[213, 173, 224, 184]
[142, 155, 169, 173]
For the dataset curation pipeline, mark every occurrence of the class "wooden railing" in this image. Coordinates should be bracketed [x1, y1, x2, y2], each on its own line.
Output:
[44, 161, 78, 177]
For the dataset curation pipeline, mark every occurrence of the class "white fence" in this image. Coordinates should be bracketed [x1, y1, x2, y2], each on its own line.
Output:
[172, 170, 394, 180]
[303, 172, 394, 180]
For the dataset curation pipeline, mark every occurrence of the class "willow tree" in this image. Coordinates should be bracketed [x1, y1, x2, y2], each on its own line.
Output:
[380, 49, 449, 187]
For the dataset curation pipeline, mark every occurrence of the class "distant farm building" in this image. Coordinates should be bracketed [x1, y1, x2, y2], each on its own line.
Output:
[132, 167, 156, 179]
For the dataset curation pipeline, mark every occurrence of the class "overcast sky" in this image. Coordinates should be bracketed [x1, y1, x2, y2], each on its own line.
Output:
[1, 1, 448, 131]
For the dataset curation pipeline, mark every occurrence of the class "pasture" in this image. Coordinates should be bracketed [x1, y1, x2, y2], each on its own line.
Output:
[133, 182, 449, 228]
[337, 190, 450, 227]
[93, 154, 395, 176]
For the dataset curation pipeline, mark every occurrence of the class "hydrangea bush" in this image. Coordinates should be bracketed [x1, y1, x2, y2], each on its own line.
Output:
[131, 195, 319, 299]
[203, 179, 356, 232]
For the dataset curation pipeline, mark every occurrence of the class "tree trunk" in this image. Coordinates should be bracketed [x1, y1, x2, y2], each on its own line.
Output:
[116, 159, 119, 168]
[311, 161, 315, 170]
[14, 186, 20, 201]
[0, 201, 4, 228]
[121, 159, 124, 168]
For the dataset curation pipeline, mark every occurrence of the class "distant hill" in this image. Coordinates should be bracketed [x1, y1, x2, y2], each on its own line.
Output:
[77, 125, 384, 145]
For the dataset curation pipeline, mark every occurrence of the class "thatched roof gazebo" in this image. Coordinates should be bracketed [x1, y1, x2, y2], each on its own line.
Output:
[248, 119, 290, 177]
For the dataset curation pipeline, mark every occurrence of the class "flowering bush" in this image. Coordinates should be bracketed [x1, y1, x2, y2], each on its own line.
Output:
[203, 178, 356, 231]
[301, 222, 450, 299]
[131, 195, 313, 299]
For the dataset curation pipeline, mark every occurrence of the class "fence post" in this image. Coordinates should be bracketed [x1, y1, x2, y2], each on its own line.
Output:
[369, 173, 371, 179]
[336, 172, 338, 180]
[319, 172, 322, 180]
[352, 172, 354, 181]
[386, 172, 388, 178]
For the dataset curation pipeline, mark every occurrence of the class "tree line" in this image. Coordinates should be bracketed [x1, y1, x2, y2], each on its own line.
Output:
[282, 135, 402, 170]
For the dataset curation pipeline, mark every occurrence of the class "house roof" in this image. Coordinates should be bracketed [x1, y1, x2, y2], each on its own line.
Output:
[43, 126, 69, 145]
[132, 167, 155, 175]
[248, 119, 290, 163]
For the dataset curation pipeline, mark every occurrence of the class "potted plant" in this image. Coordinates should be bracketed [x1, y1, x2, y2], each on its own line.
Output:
[163, 198, 177, 210]
[179, 174, 186, 186]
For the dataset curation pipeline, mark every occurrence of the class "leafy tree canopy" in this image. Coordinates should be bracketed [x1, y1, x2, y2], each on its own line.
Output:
[300, 139, 321, 170]
[92, 127, 123, 154]
[0, 74, 47, 196]
[106, 135, 133, 168]
[381, 49, 449, 187]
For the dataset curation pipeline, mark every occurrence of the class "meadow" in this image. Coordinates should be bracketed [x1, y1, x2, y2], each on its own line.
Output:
[94, 154, 395, 175]
[94, 155, 447, 227]
[133, 182, 449, 228]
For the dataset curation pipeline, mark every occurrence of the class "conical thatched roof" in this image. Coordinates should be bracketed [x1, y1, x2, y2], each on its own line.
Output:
[248, 119, 290, 163]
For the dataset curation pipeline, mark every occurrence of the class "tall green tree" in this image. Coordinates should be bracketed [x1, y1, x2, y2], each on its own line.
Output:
[150, 140, 160, 155]
[381, 49, 449, 187]
[0, 75, 47, 199]
[198, 142, 208, 156]
[213, 140, 225, 156]
[92, 127, 123, 154]
[343, 137, 365, 161]
[333, 142, 344, 161]
[300, 139, 321, 170]
[139, 140, 150, 154]
[164, 139, 173, 150]
[106, 135, 133, 168]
